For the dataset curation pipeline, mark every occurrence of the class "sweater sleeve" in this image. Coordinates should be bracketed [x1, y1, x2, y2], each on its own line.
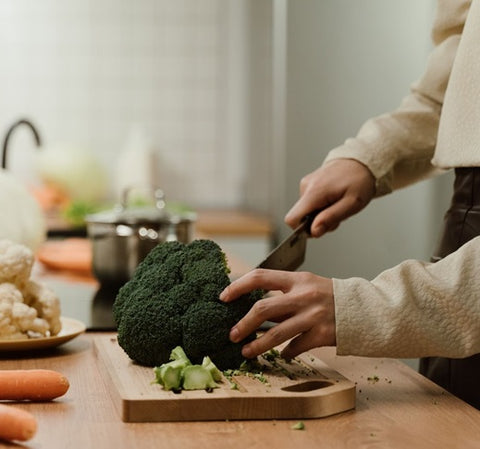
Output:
[324, 0, 471, 196]
[334, 236, 480, 359]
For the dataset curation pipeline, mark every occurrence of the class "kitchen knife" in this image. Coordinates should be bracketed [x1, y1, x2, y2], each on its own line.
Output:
[256, 212, 318, 271]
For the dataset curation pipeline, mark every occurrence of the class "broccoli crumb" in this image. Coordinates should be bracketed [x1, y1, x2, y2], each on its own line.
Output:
[262, 348, 282, 362]
[223, 359, 271, 388]
[367, 375, 380, 384]
[259, 349, 297, 380]
[253, 372, 270, 385]
[291, 421, 305, 430]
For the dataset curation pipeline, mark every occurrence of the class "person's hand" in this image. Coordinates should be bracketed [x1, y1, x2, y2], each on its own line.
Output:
[220, 269, 335, 360]
[285, 159, 376, 237]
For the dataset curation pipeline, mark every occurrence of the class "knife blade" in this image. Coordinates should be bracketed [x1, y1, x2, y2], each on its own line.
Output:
[256, 212, 318, 271]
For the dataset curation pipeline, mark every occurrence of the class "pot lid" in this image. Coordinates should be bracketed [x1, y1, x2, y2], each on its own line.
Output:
[85, 188, 196, 225]
[86, 205, 196, 226]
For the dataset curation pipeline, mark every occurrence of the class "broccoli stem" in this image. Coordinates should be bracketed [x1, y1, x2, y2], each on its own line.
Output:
[170, 346, 191, 364]
[202, 356, 222, 382]
[154, 363, 183, 391]
[153, 346, 221, 392]
[182, 365, 218, 391]
[154, 357, 193, 390]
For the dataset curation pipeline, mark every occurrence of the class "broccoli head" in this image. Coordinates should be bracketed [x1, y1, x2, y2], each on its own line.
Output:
[113, 239, 263, 369]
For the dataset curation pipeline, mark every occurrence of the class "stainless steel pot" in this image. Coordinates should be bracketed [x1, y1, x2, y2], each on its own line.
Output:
[85, 188, 195, 285]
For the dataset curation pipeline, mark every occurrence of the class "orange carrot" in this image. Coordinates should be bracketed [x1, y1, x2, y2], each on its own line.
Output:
[0, 369, 70, 401]
[0, 403, 37, 442]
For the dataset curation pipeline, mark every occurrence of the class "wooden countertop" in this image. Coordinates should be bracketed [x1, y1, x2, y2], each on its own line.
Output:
[1, 333, 479, 448]
[195, 209, 273, 236]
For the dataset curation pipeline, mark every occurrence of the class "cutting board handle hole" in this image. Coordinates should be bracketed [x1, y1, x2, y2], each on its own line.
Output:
[281, 380, 332, 393]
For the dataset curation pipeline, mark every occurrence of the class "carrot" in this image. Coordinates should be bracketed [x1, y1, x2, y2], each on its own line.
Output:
[0, 403, 37, 442]
[0, 369, 70, 401]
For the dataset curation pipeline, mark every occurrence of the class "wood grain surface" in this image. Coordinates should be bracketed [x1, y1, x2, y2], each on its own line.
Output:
[0, 333, 479, 449]
[94, 336, 355, 422]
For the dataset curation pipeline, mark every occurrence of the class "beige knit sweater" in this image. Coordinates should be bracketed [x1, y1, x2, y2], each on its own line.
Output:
[326, 0, 480, 358]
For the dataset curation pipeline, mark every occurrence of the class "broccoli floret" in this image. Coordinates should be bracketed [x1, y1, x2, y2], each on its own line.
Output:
[112, 241, 185, 323]
[114, 239, 262, 370]
[116, 296, 182, 366]
[182, 301, 234, 363]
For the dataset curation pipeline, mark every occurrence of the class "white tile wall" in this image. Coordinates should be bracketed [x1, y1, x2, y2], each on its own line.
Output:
[0, 0, 273, 209]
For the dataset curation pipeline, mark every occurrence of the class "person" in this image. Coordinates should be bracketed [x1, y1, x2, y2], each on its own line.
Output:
[220, 0, 480, 409]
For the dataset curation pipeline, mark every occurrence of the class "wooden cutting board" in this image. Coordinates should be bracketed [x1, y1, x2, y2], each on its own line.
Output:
[94, 336, 356, 422]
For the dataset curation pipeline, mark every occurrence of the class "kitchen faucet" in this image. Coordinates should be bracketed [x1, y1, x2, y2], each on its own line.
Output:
[2, 118, 42, 169]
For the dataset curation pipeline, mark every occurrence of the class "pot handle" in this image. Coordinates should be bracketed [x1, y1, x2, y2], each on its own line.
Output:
[120, 186, 166, 211]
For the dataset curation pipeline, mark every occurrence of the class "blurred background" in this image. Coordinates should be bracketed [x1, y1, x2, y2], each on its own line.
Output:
[1, 0, 452, 287]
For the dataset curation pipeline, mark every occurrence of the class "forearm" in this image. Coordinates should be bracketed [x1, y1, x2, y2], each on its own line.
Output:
[324, 92, 444, 196]
[325, 0, 469, 195]
[334, 236, 480, 359]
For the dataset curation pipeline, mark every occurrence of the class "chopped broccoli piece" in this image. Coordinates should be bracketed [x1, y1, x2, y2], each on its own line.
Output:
[153, 345, 192, 390]
[291, 421, 305, 430]
[170, 345, 191, 364]
[153, 346, 221, 392]
[202, 356, 223, 382]
[154, 360, 186, 391]
[182, 365, 218, 391]
[114, 239, 263, 369]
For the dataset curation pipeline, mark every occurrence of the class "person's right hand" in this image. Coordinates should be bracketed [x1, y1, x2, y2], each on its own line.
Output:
[285, 158, 376, 237]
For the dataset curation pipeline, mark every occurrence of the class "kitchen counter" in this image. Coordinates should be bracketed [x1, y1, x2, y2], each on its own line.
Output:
[195, 209, 273, 236]
[46, 208, 274, 238]
[1, 333, 479, 448]
[3, 234, 480, 448]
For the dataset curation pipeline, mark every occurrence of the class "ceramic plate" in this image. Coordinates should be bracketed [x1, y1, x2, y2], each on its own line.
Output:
[0, 317, 86, 352]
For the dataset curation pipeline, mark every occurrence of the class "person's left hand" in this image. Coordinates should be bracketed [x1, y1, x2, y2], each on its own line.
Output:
[220, 269, 336, 360]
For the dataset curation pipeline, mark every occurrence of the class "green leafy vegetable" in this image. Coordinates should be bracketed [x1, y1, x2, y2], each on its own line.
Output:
[113, 239, 263, 369]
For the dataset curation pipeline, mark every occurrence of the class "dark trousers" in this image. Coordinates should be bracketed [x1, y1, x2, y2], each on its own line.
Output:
[419, 167, 480, 409]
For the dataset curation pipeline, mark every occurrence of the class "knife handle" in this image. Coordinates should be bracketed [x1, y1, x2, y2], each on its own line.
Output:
[302, 209, 323, 236]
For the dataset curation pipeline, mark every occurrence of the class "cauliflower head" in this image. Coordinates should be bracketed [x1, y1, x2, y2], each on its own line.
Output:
[0, 239, 34, 287]
[0, 283, 51, 339]
[23, 280, 62, 336]
[0, 239, 62, 340]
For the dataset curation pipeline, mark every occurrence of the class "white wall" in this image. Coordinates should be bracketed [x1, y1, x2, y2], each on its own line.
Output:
[1, 0, 454, 279]
[278, 0, 452, 282]
[0, 0, 273, 209]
